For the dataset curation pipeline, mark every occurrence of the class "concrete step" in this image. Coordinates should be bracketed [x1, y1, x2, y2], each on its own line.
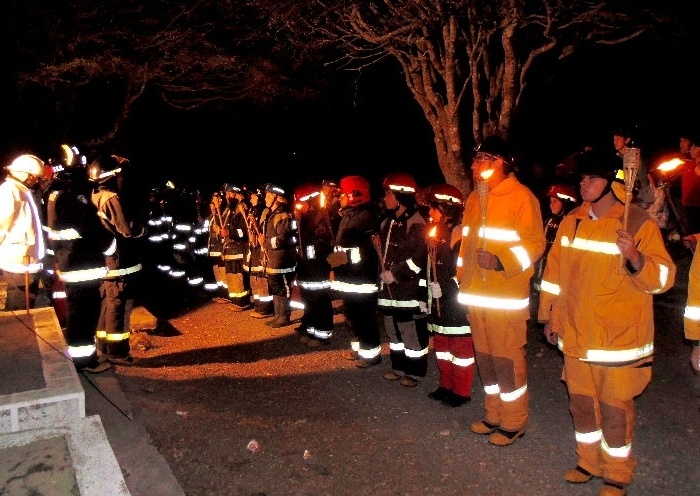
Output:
[0, 307, 132, 495]
[0, 308, 84, 434]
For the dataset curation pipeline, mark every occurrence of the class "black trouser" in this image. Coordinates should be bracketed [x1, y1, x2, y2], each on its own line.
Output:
[96, 276, 135, 359]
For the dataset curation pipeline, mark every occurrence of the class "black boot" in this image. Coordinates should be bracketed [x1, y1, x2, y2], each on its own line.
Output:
[269, 295, 291, 328]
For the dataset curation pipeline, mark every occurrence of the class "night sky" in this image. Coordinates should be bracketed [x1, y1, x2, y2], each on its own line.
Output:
[6, 6, 700, 199]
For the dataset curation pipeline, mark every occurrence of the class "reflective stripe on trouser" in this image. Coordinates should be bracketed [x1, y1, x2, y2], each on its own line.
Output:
[383, 313, 430, 378]
[342, 294, 381, 362]
[468, 306, 529, 431]
[433, 334, 475, 397]
[563, 356, 651, 485]
[96, 278, 133, 359]
[63, 281, 102, 365]
[300, 287, 334, 340]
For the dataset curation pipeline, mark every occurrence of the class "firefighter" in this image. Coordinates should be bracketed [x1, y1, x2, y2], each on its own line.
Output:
[221, 184, 252, 309]
[538, 148, 676, 496]
[292, 183, 335, 346]
[457, 136, 545, 446]
[88, 154, 146, 365]
[0, 154, 46, 311]
[530, 183, 580, 319]
[327, 175, 382, 367]
[422, 183, 474, 407]
[206, 190, 227, 300]
[45, 144, 113, 373]
[259, 183, 296, 328]
[245, 186, 273, 318]
[375, 172, 430, 387]
[684, 234, 700, 372]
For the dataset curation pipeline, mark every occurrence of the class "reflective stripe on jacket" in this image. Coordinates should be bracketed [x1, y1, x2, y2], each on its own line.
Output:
[538, 202, 676, 362]
[457, 174, 544, 310]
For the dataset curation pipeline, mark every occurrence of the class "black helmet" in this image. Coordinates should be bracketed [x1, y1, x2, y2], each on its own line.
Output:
[50, 144, 87, 181]
[475, 136, 514, 165]
[575, 149, 622, 180]
[88, 154, 130, 183]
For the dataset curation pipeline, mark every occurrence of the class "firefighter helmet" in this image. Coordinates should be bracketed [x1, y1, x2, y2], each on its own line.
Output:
[293, 183, 321, 203]
[50, 144, 87, 180]
[88, 154, 130, 183]
[6, 154, 45, 177]
[264, 183, 285, 196]
[474, 136, 514, 165]
[545, 184, 578, 205]
[382, 172, 417, 194]
[339, 175, 371, 206]
[424, 183, 463, 206]
[576, 149, 625, 202]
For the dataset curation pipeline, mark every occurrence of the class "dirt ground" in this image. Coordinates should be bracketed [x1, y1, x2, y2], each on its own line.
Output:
[115, 270, 700, 496]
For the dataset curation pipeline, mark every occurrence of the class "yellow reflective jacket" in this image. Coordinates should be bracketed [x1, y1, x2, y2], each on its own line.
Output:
[457, 174, 545, 312]
[684, 237, 700, 342]
[538, 201, 676, 363]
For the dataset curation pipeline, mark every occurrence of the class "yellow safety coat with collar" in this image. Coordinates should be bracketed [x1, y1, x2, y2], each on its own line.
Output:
[538, 202, 675, 362]
[684, 235, 700, 342]
[457, 174, 545, 309]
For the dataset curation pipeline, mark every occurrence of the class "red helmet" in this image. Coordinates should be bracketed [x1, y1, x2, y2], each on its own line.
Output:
[546, 184, 578, 204]
[424, 184, 463, 206]
[339, 175, 371, 206]
[382, 172, 417, 194]
[293, 183, 322, 203]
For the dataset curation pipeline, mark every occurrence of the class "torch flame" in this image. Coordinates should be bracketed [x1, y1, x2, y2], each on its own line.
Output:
[657, 157, 685, 173]
[480, 169, 495, 180]
[428, 226, 437, 238]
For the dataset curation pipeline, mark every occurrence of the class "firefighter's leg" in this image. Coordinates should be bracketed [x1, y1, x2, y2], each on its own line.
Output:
[597, 364, 651, 487]
[468, 307, 501, 427]
[563, 356, 603, 478]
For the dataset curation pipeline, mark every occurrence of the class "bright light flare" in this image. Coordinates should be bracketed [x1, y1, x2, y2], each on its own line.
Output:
[480, 170, 494, 180]
[657, 157, 685, 173]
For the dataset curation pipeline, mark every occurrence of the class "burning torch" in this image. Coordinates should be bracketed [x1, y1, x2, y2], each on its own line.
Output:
[427, 225, 441, 317]
[619, 147, 641, 271]
[654, 156, 686, 232]
[476, 170, 492, 281]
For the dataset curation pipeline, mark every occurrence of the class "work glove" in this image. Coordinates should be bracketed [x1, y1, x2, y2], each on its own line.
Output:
[326, 250, 349, 268]
[380, 270, 396, 284]
[430, 282, 442, 299]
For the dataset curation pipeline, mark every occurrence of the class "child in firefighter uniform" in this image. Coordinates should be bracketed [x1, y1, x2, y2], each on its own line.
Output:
[292, 183, 335, 345]
[260, 183, 296, 328]
[457, 136, 545, 446]
[221, 184, 252, 309]
[327, 175, 382, 367]
[376, 172, 430, 388]
[538, 149, 676, 496]
[422, 184, 474, 407]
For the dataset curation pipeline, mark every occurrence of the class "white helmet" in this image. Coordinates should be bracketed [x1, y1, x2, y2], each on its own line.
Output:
[6, 154, 45, 177]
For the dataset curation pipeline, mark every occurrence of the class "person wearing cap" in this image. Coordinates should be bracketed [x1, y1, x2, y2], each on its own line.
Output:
[0, 154, 47, 311]
[538, 149, 676, 496]
[457, 136, 545, 446]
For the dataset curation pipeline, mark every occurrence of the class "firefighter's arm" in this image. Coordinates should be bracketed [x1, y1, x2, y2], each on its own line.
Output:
[492, 193, 545, 279]
[626, 222, 676, 294]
